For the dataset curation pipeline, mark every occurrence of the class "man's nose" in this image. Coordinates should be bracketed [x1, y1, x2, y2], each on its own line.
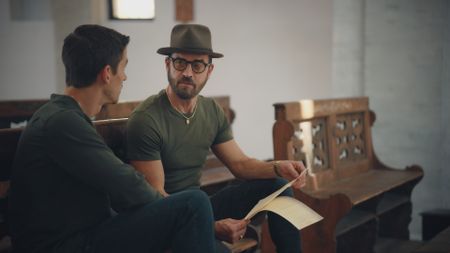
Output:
[182, 63, 194, 77]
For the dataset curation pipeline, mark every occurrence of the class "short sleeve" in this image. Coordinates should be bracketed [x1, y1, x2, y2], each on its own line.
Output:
[212, 100, 233, 145]
[126, 112, 163, 161]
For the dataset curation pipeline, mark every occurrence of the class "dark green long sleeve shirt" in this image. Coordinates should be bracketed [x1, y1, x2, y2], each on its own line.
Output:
[9, 94, 162, 253]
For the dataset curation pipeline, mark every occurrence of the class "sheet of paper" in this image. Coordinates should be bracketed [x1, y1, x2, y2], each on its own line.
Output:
[243, 169, 322, 231]
[244, 169, 306, 220]
[259, 196, 323, 230]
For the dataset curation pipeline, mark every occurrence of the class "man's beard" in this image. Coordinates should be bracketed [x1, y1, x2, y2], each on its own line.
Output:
[167, 72, 207, 100]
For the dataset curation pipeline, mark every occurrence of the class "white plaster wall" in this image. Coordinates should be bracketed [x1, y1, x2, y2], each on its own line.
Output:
[194, 0, 333, 159]
[0, 0, 57, 100]
[332, 0, 365, 97]
[364, 0, 448, 240]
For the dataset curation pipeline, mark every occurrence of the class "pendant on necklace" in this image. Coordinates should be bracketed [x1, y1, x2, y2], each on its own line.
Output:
[186, 119, 190, 125]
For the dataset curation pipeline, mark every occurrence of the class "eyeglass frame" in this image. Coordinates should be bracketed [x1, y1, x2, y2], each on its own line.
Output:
[167, 56, 211, 74]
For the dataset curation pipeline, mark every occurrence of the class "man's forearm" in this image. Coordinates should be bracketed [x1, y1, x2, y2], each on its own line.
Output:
[130, 160, 169, 197]
[229, 158, 277, 179]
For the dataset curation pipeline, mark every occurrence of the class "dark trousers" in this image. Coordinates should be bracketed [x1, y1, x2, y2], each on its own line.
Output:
[78, 190, 215, 253]
[210, 178, 302, 253]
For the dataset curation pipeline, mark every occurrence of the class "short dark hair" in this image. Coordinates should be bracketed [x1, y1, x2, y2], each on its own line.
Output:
[62, 24, 130, 88]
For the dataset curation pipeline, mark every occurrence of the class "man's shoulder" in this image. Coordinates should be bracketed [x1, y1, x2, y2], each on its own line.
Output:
[134, 90, 166, 114]
[198, 95, 224, 115]
[197, 95, 221, 108]
[19, 98, 92, 148]
[128, 91, 167, 129]
[29, 95, 88, 129]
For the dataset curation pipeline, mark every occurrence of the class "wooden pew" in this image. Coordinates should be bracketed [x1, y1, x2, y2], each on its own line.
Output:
[0, 99, 142, 128]
[0, 96, 236, 126]
[96, 96, 235, 122]
[95, 101, 142, 120]
[0, 128, 21, 252]
[261, 97, 424, 253]
[0, 99, 47, 129]
[0, 96, 257, 253]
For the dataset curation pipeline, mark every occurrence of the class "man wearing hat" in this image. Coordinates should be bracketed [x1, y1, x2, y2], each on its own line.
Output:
[126, 24, 305, 253]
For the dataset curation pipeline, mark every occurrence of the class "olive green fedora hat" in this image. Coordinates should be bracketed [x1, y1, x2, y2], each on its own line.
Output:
[157, 24, 223, 58]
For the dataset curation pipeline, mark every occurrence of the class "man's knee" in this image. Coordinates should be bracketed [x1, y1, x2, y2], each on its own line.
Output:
[271, 178, 294, 197]
[178, 190, 212, 214]
[186, 190, 210, 205]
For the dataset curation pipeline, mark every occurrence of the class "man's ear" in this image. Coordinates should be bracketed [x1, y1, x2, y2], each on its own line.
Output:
[164, 57, 171, 71]
[207, 63, 214, 76]
[100, 65, 112, 84]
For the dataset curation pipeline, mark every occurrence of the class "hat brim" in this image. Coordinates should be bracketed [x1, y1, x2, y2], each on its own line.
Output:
[157, 47, 223, 58]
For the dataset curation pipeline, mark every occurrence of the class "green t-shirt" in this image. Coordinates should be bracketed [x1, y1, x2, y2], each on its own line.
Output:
[127, 90, 233, 193]
[9, 94, 162, 252]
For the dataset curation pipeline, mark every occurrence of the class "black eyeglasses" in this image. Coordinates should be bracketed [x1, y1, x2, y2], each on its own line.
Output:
[168, 57, 210, 74]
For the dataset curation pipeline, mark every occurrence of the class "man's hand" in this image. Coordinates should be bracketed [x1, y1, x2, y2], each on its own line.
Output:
[214, 218, 249, 243]
[160, 190, 170, 197]
[275, 160, 307, 189]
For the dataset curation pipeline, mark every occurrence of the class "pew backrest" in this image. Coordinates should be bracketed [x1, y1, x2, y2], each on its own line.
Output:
[1, 96, 235, 127]
[0, 100, 47, 129]
[273, 97, 374, 191]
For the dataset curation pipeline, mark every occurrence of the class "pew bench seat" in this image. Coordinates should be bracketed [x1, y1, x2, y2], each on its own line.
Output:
[303, 167, 422, 206]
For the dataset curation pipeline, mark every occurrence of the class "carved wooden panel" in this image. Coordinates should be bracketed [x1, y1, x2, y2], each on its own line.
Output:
[335, 112, 366, 164]
[291, 134, 306, 167]
[292, 118, 330, 173]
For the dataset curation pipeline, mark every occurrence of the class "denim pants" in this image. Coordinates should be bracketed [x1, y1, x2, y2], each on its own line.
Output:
[78, 190, 215, 253]
[210, 178, 302, 253]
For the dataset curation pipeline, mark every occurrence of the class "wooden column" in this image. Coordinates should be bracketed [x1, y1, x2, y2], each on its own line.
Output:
[175, 0, 193, 22]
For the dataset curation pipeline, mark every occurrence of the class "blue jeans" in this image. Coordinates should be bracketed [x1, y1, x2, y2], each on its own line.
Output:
[78, 190, 215, 253]
[210, 178, 302, 253]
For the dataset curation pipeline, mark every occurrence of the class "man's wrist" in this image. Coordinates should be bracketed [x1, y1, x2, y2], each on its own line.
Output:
[273, 161, 282, 177]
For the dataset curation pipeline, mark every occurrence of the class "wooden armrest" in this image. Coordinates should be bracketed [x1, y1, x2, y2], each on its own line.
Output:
[303, 169, 423, 205]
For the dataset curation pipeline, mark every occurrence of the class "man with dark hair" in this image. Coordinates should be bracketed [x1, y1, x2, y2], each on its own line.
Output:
[62, 25, 130, 88]
[126, 24, 306, 253]
[9, 24, 216, 253]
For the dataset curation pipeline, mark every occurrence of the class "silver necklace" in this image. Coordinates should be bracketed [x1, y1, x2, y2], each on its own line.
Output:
[166, 89, 198, 125]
